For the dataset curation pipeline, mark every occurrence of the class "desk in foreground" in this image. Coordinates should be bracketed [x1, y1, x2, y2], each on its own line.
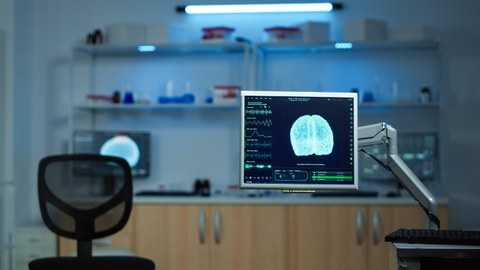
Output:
[389, 242, 480, 270]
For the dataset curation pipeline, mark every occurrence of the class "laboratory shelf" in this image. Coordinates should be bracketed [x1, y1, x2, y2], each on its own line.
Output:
[359, 102, 440, 109]
[254, 40, 439, 54]
[74, 103, 240, 111]
[73, 42, 249, 56]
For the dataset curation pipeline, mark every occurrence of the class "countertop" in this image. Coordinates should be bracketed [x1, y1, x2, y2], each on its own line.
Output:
[133, 194, 448, 206]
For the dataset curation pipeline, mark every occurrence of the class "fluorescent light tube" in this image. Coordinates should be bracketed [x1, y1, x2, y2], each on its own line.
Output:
[183, 3, 337, 14]
[137, 45, 156, 52]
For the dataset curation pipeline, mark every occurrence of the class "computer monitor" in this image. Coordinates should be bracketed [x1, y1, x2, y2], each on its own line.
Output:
[73, 130, 150, 178]
[240, 90, 358, 191]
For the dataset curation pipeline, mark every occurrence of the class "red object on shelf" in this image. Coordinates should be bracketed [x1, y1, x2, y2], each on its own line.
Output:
[86, 94, 114, 102]
[213, 85, 241, 104]
[264, 27, 301, 41]
[202, 27, 235, 41]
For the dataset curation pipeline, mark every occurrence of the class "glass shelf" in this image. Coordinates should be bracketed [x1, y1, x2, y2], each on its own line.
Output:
[359, 102, 439, 109]
[74, 103, 240, 111]
[255, 40, 438, 54]
[73, 42, 249, 56]
[74, 102, 437, 112]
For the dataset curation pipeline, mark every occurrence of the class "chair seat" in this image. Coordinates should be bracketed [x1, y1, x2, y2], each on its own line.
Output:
[29, 256, 155, 270]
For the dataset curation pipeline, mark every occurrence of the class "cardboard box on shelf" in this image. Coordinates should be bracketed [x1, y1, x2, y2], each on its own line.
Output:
[389, 26, 431, 41]
[106, 23, 146, 45]
[146, 23, 187, 44]
[344, 18, 386, 41]
[296, 22, 330, 43]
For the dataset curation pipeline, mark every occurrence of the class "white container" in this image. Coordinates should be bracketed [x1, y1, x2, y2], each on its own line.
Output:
[106, 23, 146, 45]
[146, 23, 187, 44]
[389, 26, 431, 41]
[296, 22, 330, 43]
[344, 18, 386, 41]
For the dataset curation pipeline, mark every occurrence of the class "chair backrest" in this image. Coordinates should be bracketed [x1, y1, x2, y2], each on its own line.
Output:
[38, 154, 133, 257]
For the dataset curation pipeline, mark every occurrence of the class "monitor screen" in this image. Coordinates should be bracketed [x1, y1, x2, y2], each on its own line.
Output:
[73, 130, 150, 178]
[240, 91, 358, 190]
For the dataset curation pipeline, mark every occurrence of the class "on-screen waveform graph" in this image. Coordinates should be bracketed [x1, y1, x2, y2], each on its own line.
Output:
[245, 131, 272, 138]
[246, 152, 272, 159]
[245, 119, 273, 127]
[246, 141, 272, 148]
[245, 109, 273, 115]
[244, 164, 272, 169]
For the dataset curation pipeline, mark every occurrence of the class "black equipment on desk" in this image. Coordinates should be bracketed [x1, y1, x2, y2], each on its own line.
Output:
[136, 179, 211, 197]
[386, 228, 480, 246]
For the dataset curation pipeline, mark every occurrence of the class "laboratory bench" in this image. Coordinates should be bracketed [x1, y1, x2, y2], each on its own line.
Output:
[57, 194, 448, 270]
[132, 193, 448, 206]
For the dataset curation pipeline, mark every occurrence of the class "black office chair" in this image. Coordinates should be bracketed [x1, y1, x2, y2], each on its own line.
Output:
[29, 154, 155, 270]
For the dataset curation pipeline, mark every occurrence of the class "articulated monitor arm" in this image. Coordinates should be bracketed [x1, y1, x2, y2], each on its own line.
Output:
[358, 123, 440, 229]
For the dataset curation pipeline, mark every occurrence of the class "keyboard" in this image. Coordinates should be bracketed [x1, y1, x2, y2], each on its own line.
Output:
[311, 191, 378, 198]
[135, 190, 196, 197]
[385, 228, 480, 246]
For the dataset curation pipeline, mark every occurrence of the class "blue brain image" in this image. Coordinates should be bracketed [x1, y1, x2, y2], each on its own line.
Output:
[290, 115, 334, 156]
[100, 135, 140, 167]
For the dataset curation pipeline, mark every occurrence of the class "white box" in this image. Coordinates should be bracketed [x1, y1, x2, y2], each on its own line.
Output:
[146, 23, 187, 44]
[344, 19, 386, 41]
[297, 22, 330, 43]
[389, 26, 431, 41]
[106, 23, 146, 45]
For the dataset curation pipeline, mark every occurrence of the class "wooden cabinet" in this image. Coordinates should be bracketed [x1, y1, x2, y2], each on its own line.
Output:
[209, 206, 288, 270]
[288, 205, 368, 270]
[133, 204, 288, 270]
[288, 204, 448, 270]
[133, 205, 209, 270]
[57, 201, 447, 270]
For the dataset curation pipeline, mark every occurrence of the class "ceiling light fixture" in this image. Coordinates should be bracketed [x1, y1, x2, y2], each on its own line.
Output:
[176, 2, 343, 14]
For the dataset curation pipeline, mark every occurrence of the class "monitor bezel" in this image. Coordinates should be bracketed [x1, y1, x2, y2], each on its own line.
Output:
[240, 90, 358, 190]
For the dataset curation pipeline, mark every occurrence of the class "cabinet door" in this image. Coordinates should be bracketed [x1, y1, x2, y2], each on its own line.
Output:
[367, 205, 449, 270]
[209, 205, 288, 270]
[133, 205, 209, 270]
[287, 206, 368, 270]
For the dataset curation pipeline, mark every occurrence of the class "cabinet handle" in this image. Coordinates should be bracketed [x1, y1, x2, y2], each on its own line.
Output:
[372, 210, 380, 246]
[355, 210, 364, 245]
[214, 209, 221, 244]
[198, 209, 206, 244]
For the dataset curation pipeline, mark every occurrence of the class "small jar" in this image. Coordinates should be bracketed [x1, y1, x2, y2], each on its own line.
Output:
[420, 87, 431, 103]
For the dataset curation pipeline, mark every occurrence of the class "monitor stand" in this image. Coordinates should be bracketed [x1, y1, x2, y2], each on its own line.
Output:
[358, 123, 439, 229]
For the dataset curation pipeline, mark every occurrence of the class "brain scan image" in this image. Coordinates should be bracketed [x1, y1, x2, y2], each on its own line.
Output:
[290, 115, 334, 156]
[100, 135, 140, 167]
